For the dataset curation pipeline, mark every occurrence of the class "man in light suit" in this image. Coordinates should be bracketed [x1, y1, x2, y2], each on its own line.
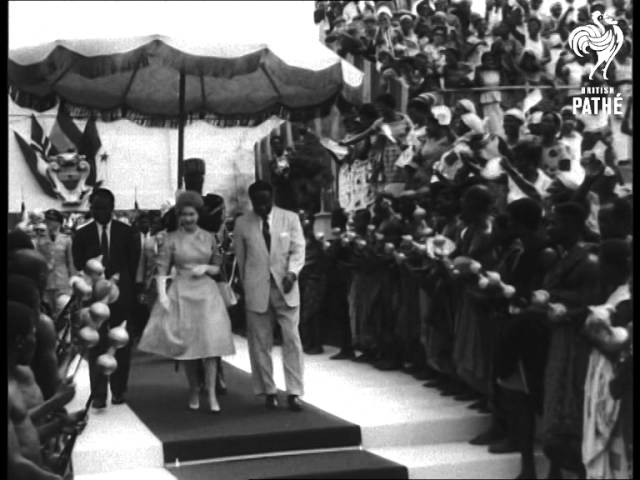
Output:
[233, 180, 306, 411]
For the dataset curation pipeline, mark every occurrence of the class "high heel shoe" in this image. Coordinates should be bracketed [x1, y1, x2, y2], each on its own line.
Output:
[188, 391, 200, 411]
[208, 396, 221, 413]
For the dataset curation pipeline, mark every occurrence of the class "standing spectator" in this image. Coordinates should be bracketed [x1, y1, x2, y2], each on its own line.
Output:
[610, 40, 632, 165]
[341, 94, 414, 196]
[501, 108, 525, 150]
[475, 52, 504, 136]
[582, 239, 632, 479]
[71, 188, 141, 408]
[299, 213, 328, 355]
[502, 138, 553, 204]
[536, 112, 573, 178]
[131, 212, 153, 345]
[541, 202, 600, 479]
[35, 209, 75, 315]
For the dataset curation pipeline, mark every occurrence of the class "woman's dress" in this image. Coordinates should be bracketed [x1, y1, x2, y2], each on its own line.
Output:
[138, 227, 235, 360]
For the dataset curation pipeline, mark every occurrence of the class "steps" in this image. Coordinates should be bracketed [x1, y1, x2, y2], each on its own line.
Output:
[76, 468, 176, 480]
[371, 443, 549, 479]
[224, 338, 545, 479]
[166, 449, 407, 480]
[71, 335, 549, 478]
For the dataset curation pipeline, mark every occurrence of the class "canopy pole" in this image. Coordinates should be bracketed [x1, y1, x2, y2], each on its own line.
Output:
[177, 71, 186, 189]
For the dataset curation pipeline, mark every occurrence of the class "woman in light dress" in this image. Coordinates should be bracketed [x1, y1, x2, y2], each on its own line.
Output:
[138, 191, 235, 412]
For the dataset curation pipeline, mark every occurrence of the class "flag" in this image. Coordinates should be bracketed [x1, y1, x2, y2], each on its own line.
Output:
[78, 117, 102, 186]
[14, 131, 58, 198]
[29, 114, 57, 157]
[49, 109, 83, 153]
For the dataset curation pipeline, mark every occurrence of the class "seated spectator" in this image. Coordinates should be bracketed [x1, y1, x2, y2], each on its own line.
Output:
[8, 301, 66, 479]
[8, 248, 62, 401]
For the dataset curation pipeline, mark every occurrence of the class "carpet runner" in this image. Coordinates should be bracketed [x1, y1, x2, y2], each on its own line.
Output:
[126, 352, 407, 478]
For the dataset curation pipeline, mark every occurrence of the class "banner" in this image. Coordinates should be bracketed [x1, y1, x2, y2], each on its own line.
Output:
[8, 97, 282, 214]
[338, 160, 373, 213]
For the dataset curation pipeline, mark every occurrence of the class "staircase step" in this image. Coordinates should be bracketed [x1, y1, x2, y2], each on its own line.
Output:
[371, 442, 550, 479]
[360, 406, 491, 448]
[166, 449, 408, 480]
[72, 404, 164, 474]
[75, 467, 176, 480]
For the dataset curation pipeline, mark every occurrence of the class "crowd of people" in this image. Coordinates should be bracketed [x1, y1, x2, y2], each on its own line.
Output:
[295, 4, 634, 474]
[7, 1, 633, 478]
[299, 3, 634, 478]
[316, 0, 633, 164]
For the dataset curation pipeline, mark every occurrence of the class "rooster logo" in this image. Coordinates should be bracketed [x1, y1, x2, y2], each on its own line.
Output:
[568, 9, 624, 80]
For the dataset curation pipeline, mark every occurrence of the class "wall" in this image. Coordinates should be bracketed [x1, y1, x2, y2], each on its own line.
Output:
[8, 97, 283, 214]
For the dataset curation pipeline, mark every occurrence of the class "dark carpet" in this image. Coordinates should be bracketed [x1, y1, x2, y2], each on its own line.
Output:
[169, 450, 408, 479]
[126, 352, 362, 463]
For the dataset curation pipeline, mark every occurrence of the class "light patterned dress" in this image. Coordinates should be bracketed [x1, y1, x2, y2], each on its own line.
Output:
[138, 227, 235, 360]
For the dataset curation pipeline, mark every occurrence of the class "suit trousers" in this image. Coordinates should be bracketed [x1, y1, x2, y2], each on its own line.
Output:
[87, 303, 133, 402]
[246, 277, 304, 396]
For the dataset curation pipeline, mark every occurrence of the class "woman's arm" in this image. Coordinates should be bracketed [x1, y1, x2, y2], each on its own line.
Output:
[340, 119, 381, 146]
[500, 158, 542, 201]
[65, 237, 77, 277]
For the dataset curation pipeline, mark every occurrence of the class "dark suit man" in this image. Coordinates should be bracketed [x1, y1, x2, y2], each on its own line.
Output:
[72, 188, 140, 408]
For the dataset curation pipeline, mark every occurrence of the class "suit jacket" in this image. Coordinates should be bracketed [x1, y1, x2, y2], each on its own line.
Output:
[233, 206, 305, 313]
[136, 233, 160, 290]
[72, 220, 141, 320]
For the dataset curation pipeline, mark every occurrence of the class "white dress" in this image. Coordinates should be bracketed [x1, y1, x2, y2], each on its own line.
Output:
[138, 227, 235, 360]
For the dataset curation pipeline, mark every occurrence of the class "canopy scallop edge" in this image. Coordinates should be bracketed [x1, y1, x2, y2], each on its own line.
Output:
[8, 35, 364, 126]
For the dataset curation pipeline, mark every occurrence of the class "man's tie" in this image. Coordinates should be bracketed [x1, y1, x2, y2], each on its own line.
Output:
[262, 216, 271, 252]
[101, 227, 110, 268]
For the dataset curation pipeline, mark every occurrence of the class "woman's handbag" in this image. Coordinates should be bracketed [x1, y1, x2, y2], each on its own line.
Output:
[217, 258, 238, 308]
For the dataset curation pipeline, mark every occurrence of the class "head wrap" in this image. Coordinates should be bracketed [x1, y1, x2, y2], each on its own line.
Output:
[504, 108, 525, 124]
[461, 112, 485, 135]
[432, 105, 452, 126]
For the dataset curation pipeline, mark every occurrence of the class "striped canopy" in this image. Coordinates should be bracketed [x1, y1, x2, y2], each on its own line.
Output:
[8, 2, 363, 125]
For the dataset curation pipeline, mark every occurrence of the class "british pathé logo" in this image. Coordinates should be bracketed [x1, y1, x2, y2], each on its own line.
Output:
[568, 9, 624, 80]
[572, 87, 623, 116]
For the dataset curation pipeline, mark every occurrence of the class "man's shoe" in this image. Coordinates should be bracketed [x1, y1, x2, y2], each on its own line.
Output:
[111, 395, 126, 405]
[265, 394, 278, 409]
[304, 346, 325, 355]
[353, 352, 375, 363]
[454, 390, 481, 402]
[488, 438, 518, 454]
[92, 398, 107, 409]
[330, 350, 355, 360]
[413, 369, 438, 381]
[469, 427, 506, 446]
[287, 395, 303, 412]
[423, 377, 446, 388]
[374, 359, 402, 371]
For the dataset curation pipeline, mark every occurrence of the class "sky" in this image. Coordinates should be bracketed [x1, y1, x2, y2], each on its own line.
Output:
[9, 1, 317, 50]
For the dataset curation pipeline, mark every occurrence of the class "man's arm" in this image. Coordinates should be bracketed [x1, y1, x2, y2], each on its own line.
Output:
[65, 237, 77, 277]
[70, 228, 84, 272]
[126, 225, 142, 285]
[286, 212, 306, 278]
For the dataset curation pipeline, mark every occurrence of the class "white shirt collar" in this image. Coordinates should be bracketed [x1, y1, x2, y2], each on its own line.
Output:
[96, 220, 112, 244]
